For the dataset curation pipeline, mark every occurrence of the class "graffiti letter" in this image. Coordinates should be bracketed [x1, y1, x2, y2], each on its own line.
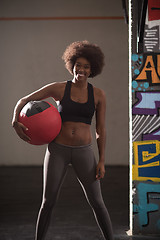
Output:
[134, 183, 160, 227]
[136, 55, 160, 84]
[133, 141, 160, 181]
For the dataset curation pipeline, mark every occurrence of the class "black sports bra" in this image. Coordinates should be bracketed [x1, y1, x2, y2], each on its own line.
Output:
[58, 81, 95, 125]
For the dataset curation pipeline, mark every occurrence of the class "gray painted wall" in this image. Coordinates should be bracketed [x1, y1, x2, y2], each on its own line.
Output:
[0, 0, 129, 165]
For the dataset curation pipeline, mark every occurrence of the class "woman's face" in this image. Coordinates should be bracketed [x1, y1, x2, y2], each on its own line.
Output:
[73, 57, 91, 81]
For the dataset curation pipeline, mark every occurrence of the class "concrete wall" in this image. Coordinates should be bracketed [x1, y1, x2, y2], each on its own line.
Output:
[0, 0, 128, 165]
[131, 0, 160, 235]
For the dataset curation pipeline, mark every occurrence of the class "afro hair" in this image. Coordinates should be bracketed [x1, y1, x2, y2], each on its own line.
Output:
[62, 41, 105, 78]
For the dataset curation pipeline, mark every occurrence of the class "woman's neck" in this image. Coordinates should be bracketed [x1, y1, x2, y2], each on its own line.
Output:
[72, 78, 88, 89]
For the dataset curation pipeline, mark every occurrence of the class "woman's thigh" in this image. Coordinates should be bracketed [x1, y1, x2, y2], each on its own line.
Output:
[71, 145, 104, 205]
[42, 142, 71, 201]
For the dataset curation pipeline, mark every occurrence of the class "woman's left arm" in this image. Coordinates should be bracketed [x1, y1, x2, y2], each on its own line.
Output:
[95, 88, 106, 180]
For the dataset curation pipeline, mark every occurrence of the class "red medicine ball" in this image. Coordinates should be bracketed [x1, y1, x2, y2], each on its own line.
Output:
[19, 101, 62, 145]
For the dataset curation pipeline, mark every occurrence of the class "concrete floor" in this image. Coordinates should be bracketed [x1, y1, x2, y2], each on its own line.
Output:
[0, 166, 159, 240]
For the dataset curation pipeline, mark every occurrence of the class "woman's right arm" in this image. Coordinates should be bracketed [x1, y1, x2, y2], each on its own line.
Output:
[12, 82, 63, 142]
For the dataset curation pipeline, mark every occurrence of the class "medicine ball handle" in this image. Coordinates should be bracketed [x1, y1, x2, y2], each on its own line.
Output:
[34, 102, 43, 113]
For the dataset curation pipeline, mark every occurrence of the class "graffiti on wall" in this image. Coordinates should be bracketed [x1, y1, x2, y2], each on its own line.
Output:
[135, 54, 160, 84]
[132, 54, 160, 86]
[132, 139, 160, 232]
[132, 52, 160, 233]
[132, 51, 160, 232]
[132, 91, 160, 141]
[133, 182, 160, 229]
[132, 140, 160, 233]
[144, 0, 160, 52]
[132, 54, 160, 142]
[132, 53, 160, 233]
[131, 0, 160, 235]
[133, 140, 160, 182]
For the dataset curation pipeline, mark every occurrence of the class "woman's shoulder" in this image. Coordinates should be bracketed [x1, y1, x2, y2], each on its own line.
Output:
[92, 86, 106, 110]
[45, 81, 68, 101]
[93, 86, 106, 100]
[51, 80, 67, 87]
[48, 81, 68, 92]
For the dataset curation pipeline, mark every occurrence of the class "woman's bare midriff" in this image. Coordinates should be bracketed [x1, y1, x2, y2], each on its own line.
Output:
[54, 121, 92, 146]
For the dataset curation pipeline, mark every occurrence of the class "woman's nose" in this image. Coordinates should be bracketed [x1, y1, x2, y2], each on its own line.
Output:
[79, 66, 84, 71]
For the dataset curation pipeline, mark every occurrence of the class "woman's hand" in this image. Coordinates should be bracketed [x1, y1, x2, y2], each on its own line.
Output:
[12, 121, 31, 143]
[96, 161, 105, 180]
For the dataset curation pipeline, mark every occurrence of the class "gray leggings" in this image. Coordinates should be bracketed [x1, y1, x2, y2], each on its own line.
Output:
[35, 142, 114, 240]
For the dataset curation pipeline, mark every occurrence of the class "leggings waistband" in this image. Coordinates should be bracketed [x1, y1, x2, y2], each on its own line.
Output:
[50, 141, 92, 150]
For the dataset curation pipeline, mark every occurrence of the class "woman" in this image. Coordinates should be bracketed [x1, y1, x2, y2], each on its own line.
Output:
[12, 41, 114, 240]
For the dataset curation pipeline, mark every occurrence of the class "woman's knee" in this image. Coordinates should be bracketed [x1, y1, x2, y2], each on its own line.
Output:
[85, 187, 105, 209]
[41, 194, 57, 211]
[89, 196, 106, 210]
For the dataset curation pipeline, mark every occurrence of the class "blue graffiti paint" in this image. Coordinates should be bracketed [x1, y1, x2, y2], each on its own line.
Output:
[144, 82, 149, 89]
[132, 81, 149, 91]
[138, 143, 157, 165]
[156, 219, 160, 230]
[132, 54, 139, 61]
[134, 183, 160, 228]
[132, 92, 160, 115]
[139, 166, 160, 178]
[134, 69, 140, 75]
[132, 80, 138, 89]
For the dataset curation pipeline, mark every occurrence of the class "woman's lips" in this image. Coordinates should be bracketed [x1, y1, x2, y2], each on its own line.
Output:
[77, 73, 85, 77]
